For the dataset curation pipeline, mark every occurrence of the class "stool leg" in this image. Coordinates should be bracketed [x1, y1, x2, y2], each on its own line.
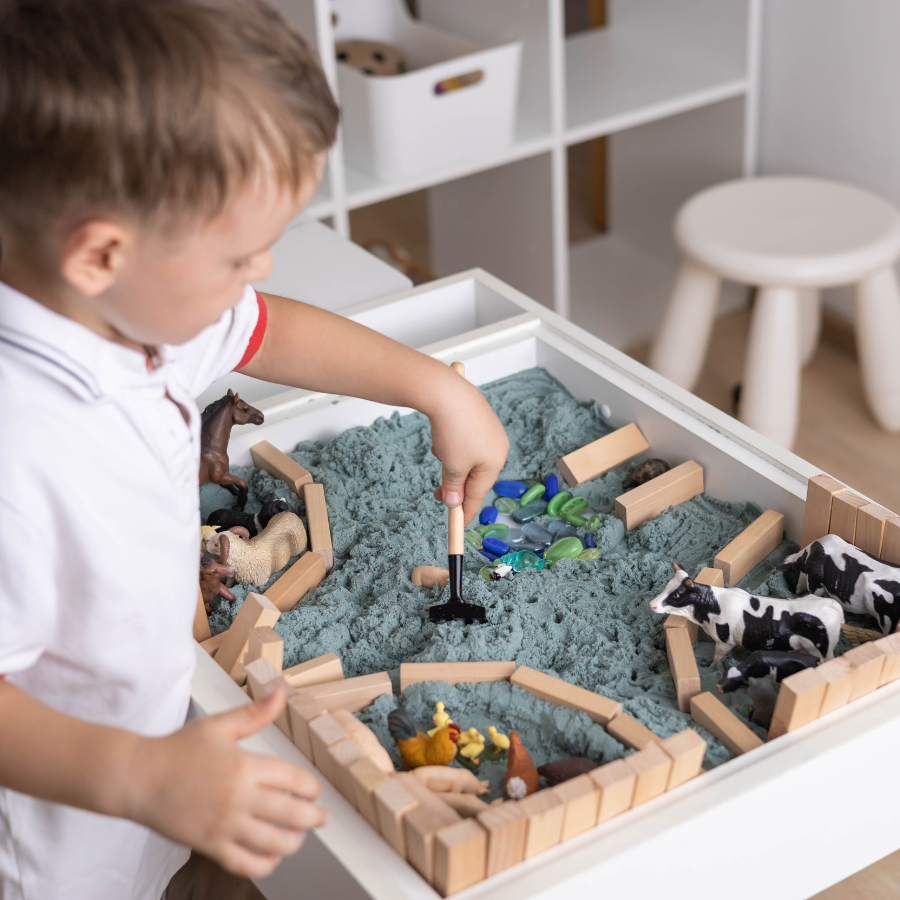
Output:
[649, 259, 721, 391]
[740, 286, 801, 448]
[856, 266, 900, 431]
[799, 287, 821, 367]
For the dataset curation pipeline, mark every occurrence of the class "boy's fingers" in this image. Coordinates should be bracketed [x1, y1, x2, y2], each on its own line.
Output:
[439, 464, 467, 509]
[255, 760, 322, 802]
[217, 843, 282, 880]
[214, 686, 286, 741]
[462, 466, 496, 523]
[252, 791, 329, 832]
[236, 819, 307, 858]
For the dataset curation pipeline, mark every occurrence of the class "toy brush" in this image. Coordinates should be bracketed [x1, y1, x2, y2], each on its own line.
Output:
[429, 361, 487, 625]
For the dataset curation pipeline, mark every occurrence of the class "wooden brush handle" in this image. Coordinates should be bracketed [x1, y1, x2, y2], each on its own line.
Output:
[448, 361, 466, 556]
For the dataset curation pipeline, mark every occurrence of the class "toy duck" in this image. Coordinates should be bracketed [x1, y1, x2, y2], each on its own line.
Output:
[457, 727, 485, 764]
[388, 708, 460, 769]
[487, 726, 510, 751]
[426, 702, 452, 738]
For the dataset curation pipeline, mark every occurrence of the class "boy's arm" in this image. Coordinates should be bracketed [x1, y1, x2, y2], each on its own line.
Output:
[241, 293, 509, 520]
[0, 679, 326, 878]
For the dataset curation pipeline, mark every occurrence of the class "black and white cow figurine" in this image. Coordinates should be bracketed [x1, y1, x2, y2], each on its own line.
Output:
[649, 563, 844, 663]
[778, 534, 900, 635]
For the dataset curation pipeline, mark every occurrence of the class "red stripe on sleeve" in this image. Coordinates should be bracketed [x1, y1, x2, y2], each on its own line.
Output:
[234, 292, 268, 370]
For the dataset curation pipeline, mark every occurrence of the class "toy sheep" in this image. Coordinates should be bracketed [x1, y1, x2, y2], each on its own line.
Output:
[207, 511, 308, 587]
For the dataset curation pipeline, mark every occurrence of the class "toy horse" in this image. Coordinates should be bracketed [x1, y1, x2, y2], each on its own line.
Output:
[198, 390, 264, 510]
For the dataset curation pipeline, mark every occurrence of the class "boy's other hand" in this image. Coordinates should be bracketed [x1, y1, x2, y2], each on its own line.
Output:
[126, 686, 327, 878]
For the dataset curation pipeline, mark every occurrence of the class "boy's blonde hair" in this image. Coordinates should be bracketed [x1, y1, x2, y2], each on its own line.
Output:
[0, 0, 339, 240]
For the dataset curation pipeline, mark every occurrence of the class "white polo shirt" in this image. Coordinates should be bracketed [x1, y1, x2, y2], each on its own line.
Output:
[0, 281, 264, 900]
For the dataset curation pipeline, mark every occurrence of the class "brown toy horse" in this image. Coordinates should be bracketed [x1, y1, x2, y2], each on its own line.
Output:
[199, 390, 264, 510]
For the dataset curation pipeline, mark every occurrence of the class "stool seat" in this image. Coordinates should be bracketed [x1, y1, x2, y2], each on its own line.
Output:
[676, 177, 900, 287]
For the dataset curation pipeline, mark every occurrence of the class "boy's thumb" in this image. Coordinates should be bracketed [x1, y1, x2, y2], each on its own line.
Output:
[216, 684, 286, 741]
[440, 468, 466, 509]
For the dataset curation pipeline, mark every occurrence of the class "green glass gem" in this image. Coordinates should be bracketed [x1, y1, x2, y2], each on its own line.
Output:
[560, 496, 588, 516]
[465, 530, 483, 550]
[577, 547, 602, 560]
[495, 497, 518, 514]
[565, 514, 588, 527]
[519, 484, 546, 507]
[524, 478, 543, 489]
[585, 515, 601, 533]
[544, 536, 584, 563]
[482, 524, 508, 539]
[479, 566, 495, 581]
[545, 491, 572, 517]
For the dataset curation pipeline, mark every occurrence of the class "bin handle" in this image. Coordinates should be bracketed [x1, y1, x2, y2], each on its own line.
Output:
[434, 70, 483, 95]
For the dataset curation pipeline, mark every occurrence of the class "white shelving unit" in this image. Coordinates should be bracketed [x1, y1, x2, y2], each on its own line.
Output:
[271, 0, 761, 348]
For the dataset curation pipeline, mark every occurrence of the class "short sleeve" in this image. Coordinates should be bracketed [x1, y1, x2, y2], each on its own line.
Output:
[173, 283, 263, 398]
[0, 499, 56, 675]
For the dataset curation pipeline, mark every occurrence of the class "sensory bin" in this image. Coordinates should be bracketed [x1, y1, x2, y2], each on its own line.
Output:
[200, 367, 815, 771]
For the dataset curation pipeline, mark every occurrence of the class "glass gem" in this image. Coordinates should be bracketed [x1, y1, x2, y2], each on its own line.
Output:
[479, 506, 498, 525]
[546, 491, 572, 516]
[494, 480, 527, 499]
[512, 500, 548, 523]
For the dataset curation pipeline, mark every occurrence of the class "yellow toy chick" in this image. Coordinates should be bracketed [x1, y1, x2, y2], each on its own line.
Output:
[426, 701, 451, 738]
[457, 727, 485, 763]
[487, 725, 510, 751]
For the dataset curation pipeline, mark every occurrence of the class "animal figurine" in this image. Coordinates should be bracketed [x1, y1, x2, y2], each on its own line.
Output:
[504, 730, 539, 800]
[206, 511, 307, 587]
[410, 766, 489, 795]
[490, 563, 514, 580]
[622, 458, 671, 491]
[778, 534, 900, 635]
[335, 40, 404, 76]
[206, 494, 289, 539]
[426, 702, 452, 738]
[331, 710, 395, 775]
[198, 556, 235, 613]
[387, 707, 461, 769]
[457, 728, 485, 765]
[487, 726, 510, 751]
[649, 562, 844, 663]
[198, 390, 264, 511]
[537, 757, 598, 786]
[200, 525, 219, 553]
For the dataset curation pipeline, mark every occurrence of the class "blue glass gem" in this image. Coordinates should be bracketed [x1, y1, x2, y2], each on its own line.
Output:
[479, 506, 498, 525]
[505, 528, 527, 545]
[522, 522, 553, 545]
[481, 548, 502, 562]
[512, 500, 548, 523]
[494, 480, 527, 499]
[548, 520, 579, 538]
[483, 537, 511, 555]
[584, 532, 595, 548]
[544, 474, 559, 501]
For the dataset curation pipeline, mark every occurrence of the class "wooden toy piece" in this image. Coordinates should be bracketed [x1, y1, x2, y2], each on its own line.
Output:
[400, 661, 515, 695]
[713, 509, 784, 585]
[303, 482, 333, 571]
[664, 614, 698, 643]
[244, 659, 293, 738]
[690, 692, 764, 755]
[554, 774, 600, 841]
[374, 776, 421, 857]
[246, 625, 283, 670]
[264, 551, 326, 612]
[404, 796, 462, 883]
[841, 623, 884, 645]
[605, 713, 660, 751]
[324, 738, 365, 806]
[349, 757, 391, 829]
[283, 652, 344, 689]
[249, 440, 313, 496]
[439, 793, 489, 818]
[767, 666, 827, 739]
[855, 503, 895, 557]
[411, 566, 450, 589]
[800, 473, 846, 549]
[695, 567, 725, 588]
[517, 789, 564, 859]
[510, 665, 621, 726]
[214, 592, 281, 683]
[198, 631, 226, 658]
[504, 730, 539, 799]
[556, 423, 650, 487]
[614, 460, 704, 531]
[193, 586, 211, 642]
[331, 709, 395, 774]
[308, 713, 348, 787]
[881, 517, 900, 565]
[829, 491, 870, 544]
[624, 742, 673, 806]
[286, 693, 326, 759]
[844, 641, 887, 702]
[665, 626, 701, 713]
[817, 656, 855, 716]
[300, 671, 392, 713]
[410, 766, 489, 795]
[433, 818, 487, 897]
[590, 758, 636, 823]
[660, 729, 707, 789]
[477, 801, 527, 877]
[875, 633, 900, 686]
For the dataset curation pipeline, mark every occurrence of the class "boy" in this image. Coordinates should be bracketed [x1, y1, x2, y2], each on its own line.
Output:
[0, 2, 509, 898]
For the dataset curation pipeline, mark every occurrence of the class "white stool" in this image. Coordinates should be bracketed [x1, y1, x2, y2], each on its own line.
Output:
[648, 177, 900, 447]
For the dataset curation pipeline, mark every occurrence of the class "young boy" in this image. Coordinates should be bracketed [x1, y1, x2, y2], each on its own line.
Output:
[0, 2, 509, 898]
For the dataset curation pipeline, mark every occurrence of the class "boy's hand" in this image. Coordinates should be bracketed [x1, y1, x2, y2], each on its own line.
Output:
[127, 687, 327, 878]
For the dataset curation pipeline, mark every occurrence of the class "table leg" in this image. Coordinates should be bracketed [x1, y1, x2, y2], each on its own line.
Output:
[799, 287, 821, 367]
[856, 266, 900, 432]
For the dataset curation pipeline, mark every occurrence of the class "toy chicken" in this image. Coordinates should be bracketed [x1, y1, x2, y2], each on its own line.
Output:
[388, 708, 461, 769]
[504, 730, 539, 800]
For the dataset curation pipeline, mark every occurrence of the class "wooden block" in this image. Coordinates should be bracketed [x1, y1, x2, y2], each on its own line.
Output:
[374, 776, 420, 857]
[303, 483, 333, 571]
[554, 775, 600, 841]
[194, 586, 211, 642]
[433, 819, 487, 897]
[349, 757, 391, 829]
[624, 743, 672, 806]
[768, 666, 827, 738]
[856, 503, 895, 558]
[664, 615, 699, 643]
[518, 788, 564, 859]
[690, 692, 763, 755]
[264, 552, 326, 612]
[660, 729, 707, 789]
[440, 793, 489, 817]
[246, 625, 283, 670]
[714, 509, 784, 585]
[695, 567, 725, 588]
[590, 758, 636, 823]
[615, 461, 704, 531]
[325, 738, 365, 806]
[875, 633, 900, 686]
[477, 801, 527, 876]
[404, 797, 462, 884]
[817, 656, 855, 716]
[882, 517, 900, 565]
[556, 423, 649, 487]
[801, 474, 846, 549]
[244, 655, 295, 738]
[844, 641, 887, 702]
[286, 693, 325, 758]
[400, 661, 516, 695]
[830, 491, 869, 544]
[665, 627, 701, 713]
[606, 713, 660, 751]
[308, 713, 348, 786]
[249, 439, 313, 496]
[300, 672, 393, 713]
[283, 652, 344, 689]
[510, 666, 621, 725]
[215, 593, 281, 683]
[199, 631, 227, 658]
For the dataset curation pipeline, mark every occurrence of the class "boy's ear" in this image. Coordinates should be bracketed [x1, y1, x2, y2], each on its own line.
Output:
[60, 219, 132, 297]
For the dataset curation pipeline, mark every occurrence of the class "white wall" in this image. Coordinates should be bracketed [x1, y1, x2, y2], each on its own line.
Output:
[759, 0, 900, 320]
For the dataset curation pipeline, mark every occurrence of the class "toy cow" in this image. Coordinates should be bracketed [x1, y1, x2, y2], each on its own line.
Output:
[206, 494, 289, 538]
[649, 563, 844, 663]
[778, 534, 900, 635]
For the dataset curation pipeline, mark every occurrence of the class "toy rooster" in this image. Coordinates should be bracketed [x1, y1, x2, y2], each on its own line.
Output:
[388, 708, 461, 770]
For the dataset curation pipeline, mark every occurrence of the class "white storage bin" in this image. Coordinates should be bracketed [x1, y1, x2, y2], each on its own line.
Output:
[332, 0, 522, 180]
